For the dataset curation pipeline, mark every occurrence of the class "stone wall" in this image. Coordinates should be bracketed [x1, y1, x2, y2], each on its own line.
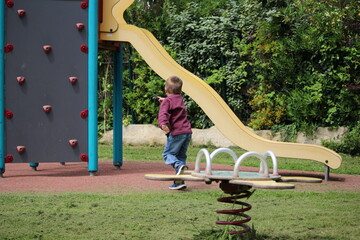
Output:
[99, 124, 347, 147]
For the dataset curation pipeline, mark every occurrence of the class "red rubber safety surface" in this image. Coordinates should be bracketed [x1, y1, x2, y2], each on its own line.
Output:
[0, 161, 359, 194]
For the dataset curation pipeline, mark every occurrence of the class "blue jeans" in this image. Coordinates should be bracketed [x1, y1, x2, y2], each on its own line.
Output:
[162, 133, 192, 171]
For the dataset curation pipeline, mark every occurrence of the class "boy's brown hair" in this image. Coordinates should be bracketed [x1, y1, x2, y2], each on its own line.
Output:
[166, 76, 183, 94]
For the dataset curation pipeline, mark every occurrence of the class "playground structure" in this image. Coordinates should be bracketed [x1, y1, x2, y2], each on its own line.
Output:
[99, 0, 342, 178]
[1, 0, 341, 177]
[145, 147, 323, 235]
[0, 0, 101, 176]
[0, 0, 343, 236]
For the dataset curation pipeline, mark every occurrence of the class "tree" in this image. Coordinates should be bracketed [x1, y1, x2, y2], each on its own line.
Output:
[99, 0, 359, 132]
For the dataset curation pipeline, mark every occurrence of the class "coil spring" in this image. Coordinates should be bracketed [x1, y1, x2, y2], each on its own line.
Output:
[216, 190, 252, 236]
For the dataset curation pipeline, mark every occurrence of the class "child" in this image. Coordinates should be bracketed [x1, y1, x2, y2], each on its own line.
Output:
[158, 76, 192, 190]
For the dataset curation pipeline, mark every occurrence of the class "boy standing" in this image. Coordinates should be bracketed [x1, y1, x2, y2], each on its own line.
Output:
[158, 76, 192, 190]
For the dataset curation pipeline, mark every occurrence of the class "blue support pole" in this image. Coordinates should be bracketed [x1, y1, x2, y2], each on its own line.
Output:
[0, 2, 6, 175]
[88, 0, 99, 175]
[113, 45, 123, 168]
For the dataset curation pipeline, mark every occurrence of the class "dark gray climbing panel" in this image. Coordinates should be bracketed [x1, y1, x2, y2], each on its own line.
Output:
[4, 0, 89, 163]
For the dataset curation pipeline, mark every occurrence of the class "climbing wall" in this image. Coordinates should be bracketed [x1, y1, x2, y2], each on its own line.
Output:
[4, 0, 89, 163]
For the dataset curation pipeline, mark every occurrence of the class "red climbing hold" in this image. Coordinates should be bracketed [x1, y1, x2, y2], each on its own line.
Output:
[5, 155, 14, 163]
[80, 110, 88, 118]
[5, 110, 13, 119]
[43, 105, 52, 113]
[17, 9, 26, 17]
[80, 154, 88, 162]
[80, 1, 88, 9]
[80, 44, 88, 53]
[5, 44, 13, 53]
[6, 0, 14, 8]
[17, 76, 25, 85]
[43, 45, 52, 54]
[17, 146, 26, 154]
[76, 23, 85, 31]
[69, 77, 78, 85]
[69, 139, 78, 147]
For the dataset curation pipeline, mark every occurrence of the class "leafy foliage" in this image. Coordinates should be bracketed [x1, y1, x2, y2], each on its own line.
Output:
[97, 0, 359, 133]
[98, 51, 114, 136]
[123, 50, 164, 125]
[165, 0, 262, 127]
[242, 0, 360, 129]
[322, 121, 360, 155]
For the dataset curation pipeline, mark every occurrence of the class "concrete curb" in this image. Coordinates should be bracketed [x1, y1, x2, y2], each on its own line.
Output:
[99, 124, 347, 147]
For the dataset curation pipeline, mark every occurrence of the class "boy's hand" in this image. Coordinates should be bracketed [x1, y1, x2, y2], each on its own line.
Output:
[161, 125, 170, 134]
[157, 96, 165, 103]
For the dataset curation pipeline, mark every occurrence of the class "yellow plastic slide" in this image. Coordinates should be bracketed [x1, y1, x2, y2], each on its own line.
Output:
[99, 0, 342, 169]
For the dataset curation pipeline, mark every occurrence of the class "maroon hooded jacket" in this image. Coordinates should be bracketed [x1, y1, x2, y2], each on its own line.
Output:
[158, 94, 192, 136]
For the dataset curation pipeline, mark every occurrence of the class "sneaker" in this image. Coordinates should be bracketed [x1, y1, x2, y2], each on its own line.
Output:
[176, 165, 188, 175]
[169, 182, 187, 190]
[174, 165, 188, 185]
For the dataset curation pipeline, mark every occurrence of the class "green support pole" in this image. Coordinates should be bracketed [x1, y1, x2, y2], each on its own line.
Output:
[113, 45, 123, 168]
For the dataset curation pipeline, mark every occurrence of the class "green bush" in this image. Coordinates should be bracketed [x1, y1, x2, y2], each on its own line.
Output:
[97, 0, 359, 131]
[245, 0, 359, 129]
[322, 122, 360, 156]
[98, 51, 115, 136]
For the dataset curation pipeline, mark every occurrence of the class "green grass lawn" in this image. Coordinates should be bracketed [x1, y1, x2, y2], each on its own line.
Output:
[0, 143, 359, 240]
[0, 191, 359, 240]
